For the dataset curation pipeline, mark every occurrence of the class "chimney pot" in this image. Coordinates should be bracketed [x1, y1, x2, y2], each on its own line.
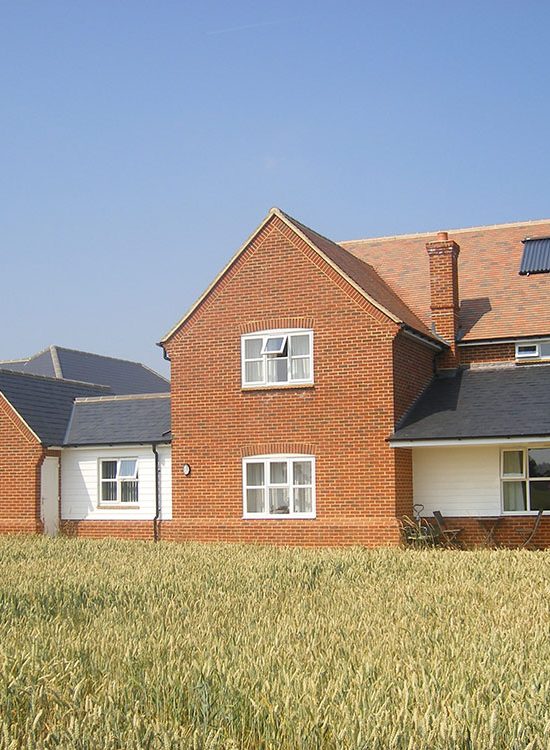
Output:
[436, 231, 449, 241]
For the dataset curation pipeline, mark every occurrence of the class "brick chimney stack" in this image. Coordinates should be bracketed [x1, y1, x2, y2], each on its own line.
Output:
[426, 231, 460, 369]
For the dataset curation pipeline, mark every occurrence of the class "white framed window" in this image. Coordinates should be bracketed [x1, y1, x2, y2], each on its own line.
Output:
[99, 458, 139, 504]
[243, 455, 316, 519]
[515, 340, 550, 360]
[501, 448, 550, 513]
[241, 329, 313, 387]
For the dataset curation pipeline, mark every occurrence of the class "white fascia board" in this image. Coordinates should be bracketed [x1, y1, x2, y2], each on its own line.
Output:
[390, 436, 550, 448]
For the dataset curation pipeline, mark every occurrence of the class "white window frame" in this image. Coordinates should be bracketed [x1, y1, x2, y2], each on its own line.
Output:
[500, 447, 550, 514]
[242, 455, 316, 519]
[515, 340, 550, 361]
[98, 458, 139, 505]
[241, 329, 314, 388]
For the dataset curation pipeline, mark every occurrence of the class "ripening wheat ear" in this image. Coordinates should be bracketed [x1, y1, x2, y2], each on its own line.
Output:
[0, 537, 547, 750]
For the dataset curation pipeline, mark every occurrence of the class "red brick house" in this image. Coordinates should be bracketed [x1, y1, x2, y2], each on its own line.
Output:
[158, 208, 550, 547]
[1, 209, 549, 547]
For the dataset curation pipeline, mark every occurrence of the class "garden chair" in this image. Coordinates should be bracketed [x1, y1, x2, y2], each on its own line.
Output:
[433, 511, 464, 549]
[515, 509, 544, 549]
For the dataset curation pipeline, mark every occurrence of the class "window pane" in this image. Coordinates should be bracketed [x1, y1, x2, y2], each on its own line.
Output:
[293, 460, 311, 485]
[246, 488, 264, 513]
[121, 481, 138, 503]
[269, 487, 289, 514]
[529, 481, 550, 511]
[503, 451, 523, 476]
[101, 481, 117, 502]
[294, 487, 312, 513]
[540, 342, 550, 359]
[244, 338, 263, 358]
[528, 449, 550, 478]
[517, 345, 538, 357]
[262, 336, 286, 355]
[119, 459, 137, 478]
[102, 461, 117, 480]
[270, 461, 287, 484]
[266, 357, 288, 383]
[290, 357, 310, 380]
[246, 462, 264, 487]
[290, 334, 310, 356]
[503, 481, 526, 511]
[245, 360, 263, 383]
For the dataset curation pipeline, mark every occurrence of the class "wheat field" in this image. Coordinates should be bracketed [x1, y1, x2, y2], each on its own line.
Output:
[0, 538, 549, 749]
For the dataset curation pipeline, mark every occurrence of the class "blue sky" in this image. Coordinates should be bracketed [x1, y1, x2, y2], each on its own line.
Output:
[2, 1, 549, 375]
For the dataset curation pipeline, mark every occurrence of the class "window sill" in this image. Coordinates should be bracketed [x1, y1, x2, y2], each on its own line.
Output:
[242, 383, 314, 392]
[97, 504, 141, 510]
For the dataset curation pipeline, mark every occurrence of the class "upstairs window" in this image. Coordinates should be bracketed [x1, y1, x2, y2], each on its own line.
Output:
[243, 455, 315, 518]
[242, 329, 313, 387]
[99, 458, 139, 504]
[501, 448, 550, 512]
[515, 340, 550, 361]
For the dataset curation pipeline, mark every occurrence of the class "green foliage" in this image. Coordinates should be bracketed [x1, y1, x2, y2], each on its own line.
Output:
[0, 538, 549, 749]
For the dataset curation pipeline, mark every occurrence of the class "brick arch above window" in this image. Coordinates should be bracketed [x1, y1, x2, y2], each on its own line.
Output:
[239, 318, 314, 335]
[240, 443, 316, 458]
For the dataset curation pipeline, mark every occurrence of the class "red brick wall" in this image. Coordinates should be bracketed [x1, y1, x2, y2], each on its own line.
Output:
[164, 215, 436, 547]
[392, 333, 435, 516]
[60, 520, 157, 539]
[0, 395, 44, 534]
[459, 342, 515, 366]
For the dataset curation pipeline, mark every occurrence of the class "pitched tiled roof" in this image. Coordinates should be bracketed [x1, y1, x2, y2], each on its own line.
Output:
[281, 212, 437, 340]
[0, 346, 169, 394]
[0, 370, 111, 445]
[391, 364, 550, 441]
[64, 394, 171, 446]
[342, 219, 550, 341]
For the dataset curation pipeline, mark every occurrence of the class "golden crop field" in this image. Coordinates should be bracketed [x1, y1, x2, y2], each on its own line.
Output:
[0, 538, 549, 749]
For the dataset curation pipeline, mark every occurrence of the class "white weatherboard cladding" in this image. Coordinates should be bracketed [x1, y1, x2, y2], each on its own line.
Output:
[412, 445, 501, 517]
[61, 446, 172, 521]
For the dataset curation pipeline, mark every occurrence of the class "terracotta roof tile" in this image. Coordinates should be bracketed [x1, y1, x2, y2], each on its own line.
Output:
[341, 220, 550, 341]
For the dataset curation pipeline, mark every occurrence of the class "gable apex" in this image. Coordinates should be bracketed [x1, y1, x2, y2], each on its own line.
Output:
[159, 208, 441, 347]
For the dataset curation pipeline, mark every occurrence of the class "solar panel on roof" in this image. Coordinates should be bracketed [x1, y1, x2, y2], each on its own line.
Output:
[520, 237, 550, 275]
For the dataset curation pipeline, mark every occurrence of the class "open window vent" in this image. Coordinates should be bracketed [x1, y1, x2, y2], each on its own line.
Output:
[520, 237, 550, 275]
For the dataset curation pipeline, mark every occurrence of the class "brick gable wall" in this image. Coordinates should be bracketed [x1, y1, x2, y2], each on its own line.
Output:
[164, 216, 436, 546]
[0, 395, 44, 534]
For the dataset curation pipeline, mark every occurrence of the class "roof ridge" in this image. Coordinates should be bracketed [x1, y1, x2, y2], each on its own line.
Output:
[0, 358, 29, 364]
[50, 345, 63, 378]
[74, 392, 171, 403]
[0, 368, 111, 390]
[339, 217, 550, 245]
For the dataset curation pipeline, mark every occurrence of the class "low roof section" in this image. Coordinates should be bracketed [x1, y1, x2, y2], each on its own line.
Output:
[391, 364, 550, 443]
[0, 345, 169, 395]
[0, 369, 111, 446]
[64, 393, 171, 446]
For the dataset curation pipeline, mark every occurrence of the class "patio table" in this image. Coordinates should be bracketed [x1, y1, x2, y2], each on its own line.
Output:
[477, 516, 504, 547]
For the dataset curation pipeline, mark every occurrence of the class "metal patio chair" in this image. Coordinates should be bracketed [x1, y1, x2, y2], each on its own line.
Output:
[433, 510, 464, 549]
[515, 509, 544, 549]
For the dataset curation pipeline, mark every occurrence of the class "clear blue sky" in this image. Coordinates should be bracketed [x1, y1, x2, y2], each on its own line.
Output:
[2, 1, 549, 375]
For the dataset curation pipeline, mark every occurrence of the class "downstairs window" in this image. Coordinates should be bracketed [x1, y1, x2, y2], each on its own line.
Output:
[99, 458, 139, 504]
[501, 448, 550, 512]
[243, 455, 315, 518]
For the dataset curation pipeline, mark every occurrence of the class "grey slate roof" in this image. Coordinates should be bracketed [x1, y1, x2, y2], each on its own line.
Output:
[0, 346, 169, 394]
[64, 395, 171, 445]
[0, 370, 111, 445]
[391, 364, 550, 441]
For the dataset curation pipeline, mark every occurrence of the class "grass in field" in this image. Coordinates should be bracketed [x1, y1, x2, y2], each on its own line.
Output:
[0, 539, 549, 749]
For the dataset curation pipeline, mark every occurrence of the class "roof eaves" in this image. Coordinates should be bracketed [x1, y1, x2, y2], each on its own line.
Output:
[74, 392, 170, 404]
